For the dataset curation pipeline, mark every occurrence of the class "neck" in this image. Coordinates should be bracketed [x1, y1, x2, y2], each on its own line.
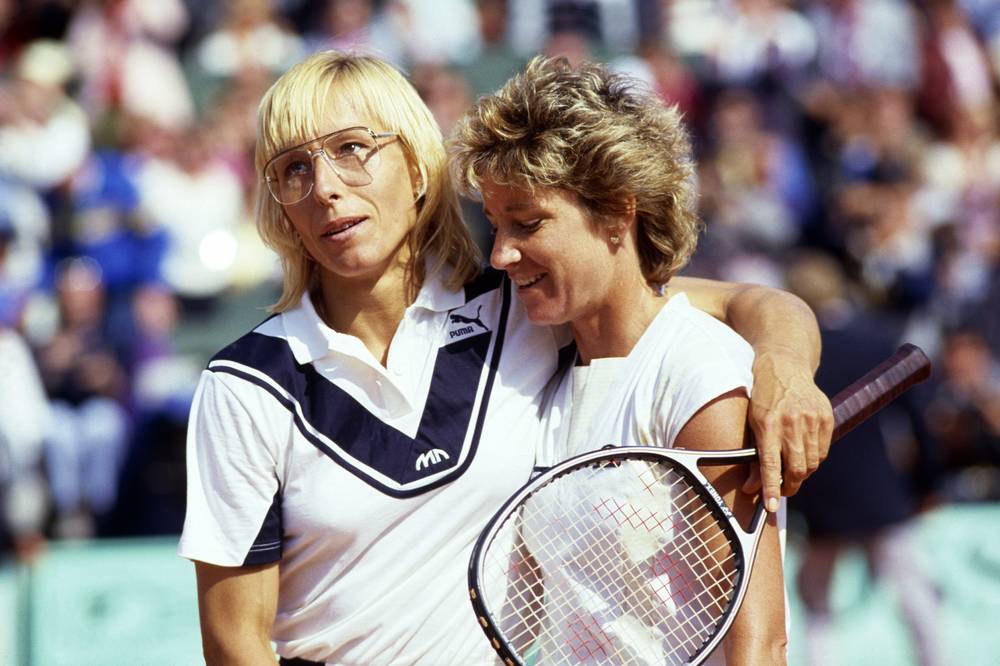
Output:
[316, 259, 413, 365]
[570, 270, 665, 366]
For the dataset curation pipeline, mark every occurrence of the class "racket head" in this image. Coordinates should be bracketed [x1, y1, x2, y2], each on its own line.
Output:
[469, 446, 764, 666]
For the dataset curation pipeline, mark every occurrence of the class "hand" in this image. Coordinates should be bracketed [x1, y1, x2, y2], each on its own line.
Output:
[743, 349, 834, 511]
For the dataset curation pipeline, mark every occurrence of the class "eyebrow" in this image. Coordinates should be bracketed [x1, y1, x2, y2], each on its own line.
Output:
[277, 125, 369, 155]
[482, 201, 540, 218]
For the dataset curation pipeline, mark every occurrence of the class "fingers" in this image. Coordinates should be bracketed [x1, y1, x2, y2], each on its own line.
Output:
[754, 416, 783, 513]
[745, 355, 836, 506]
[782, 394, 834, 496]
[751, 406, 817, 503]
[779, 410, 807, 497]
[817, 394, 834, 464]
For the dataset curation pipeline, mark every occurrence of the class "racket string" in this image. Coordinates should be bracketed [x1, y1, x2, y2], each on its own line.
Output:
[481, 459, 741, 665]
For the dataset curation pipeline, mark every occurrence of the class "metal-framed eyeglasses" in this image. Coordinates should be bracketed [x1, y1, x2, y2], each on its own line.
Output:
[263, 126, 396, 205]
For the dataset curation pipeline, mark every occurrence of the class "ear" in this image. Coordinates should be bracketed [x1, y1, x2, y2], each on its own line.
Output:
[608, 194, 637, 242]
[410, 161, 427, 201]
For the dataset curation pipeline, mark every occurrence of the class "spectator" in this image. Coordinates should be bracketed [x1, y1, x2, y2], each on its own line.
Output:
[694, 88, 815, 284]
[107, 284, 196, 537]
[711, 0, 818, 88]
[65, 0, 195, 130]
[35, 257, 130, 538]
[926, 326, 1000, 501]
[191, 0, 304, 85]
[134, 123, 246, 307]
[0, 227, 50, 561]
[65, 149, 167, 342]
[460, 0, 526, 96]
[0, 183, 48, 326]
[918, 0, 997, 139]
[806, 0, 922, 91]
[301, 0, 411, 66]
[0, 39, 89, 191]
[785, 249, 945, 666]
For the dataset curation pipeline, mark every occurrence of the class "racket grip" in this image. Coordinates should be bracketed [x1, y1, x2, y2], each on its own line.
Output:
[829, 343, 932, 441]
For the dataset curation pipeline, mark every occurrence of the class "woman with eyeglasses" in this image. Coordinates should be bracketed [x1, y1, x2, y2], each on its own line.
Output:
[179, 51, 830, 665]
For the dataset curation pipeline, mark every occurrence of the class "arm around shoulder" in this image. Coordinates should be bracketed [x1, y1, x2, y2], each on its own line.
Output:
[669, 276, 834, 503]
[668, 276, 820, 370]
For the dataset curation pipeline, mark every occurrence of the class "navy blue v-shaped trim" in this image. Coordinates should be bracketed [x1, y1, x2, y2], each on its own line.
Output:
[209, 278, 512, 499]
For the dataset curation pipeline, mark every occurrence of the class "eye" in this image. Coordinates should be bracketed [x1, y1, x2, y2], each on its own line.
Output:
[336, 141, 366, 157]
[282, 157, 311, 180]
[517, 218, 543, 232]
[330, 134, 376, 160]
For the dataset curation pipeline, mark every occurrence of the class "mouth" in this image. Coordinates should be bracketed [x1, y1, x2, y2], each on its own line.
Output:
[513, 273, 545, 290]
[321, 217, 366, 238]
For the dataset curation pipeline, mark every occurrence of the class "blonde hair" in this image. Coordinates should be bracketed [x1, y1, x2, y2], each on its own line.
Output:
[255, 50, 481, 311]
[450, 56, 700, 284]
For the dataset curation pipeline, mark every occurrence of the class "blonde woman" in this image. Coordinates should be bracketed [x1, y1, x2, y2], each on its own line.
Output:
[181, 50, 826, 665]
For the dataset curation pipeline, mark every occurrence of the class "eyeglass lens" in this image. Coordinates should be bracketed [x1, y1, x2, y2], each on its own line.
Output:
[267, 128, 382, 204]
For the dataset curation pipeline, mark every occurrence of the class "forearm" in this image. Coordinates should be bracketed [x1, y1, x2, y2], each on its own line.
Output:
[723, 515, 787, 665]
[669, 277, 821, 371]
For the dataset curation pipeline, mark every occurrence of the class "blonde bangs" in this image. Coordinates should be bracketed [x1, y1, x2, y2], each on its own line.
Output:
[255, 51, 481, 313]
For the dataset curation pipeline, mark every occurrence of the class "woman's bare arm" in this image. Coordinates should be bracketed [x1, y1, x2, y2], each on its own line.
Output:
[674, 390, 787, 665]
[668, 276, 834, 509]
[195, 560, 280, 665]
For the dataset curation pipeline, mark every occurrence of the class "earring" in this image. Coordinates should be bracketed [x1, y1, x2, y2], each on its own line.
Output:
[610, 234, 620, 245]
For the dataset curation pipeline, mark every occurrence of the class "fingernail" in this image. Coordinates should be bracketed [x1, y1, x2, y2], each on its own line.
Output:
[766, 497, 779, 513]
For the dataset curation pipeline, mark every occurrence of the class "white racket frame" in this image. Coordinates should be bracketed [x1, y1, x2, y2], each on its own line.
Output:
[469, 444, 767, 666]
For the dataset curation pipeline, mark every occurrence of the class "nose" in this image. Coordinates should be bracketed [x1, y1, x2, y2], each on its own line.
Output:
[311, 151, 345, 202]
[490, 229, 521, 270]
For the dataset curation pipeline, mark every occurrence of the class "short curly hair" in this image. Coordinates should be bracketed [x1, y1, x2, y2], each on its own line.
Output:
[450, 56, 701, 285]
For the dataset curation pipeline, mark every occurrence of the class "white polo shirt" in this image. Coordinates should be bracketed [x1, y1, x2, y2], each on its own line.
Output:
[179, 268, 565, 665]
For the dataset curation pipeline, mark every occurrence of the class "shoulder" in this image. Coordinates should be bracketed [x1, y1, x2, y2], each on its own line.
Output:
[197, 313, 304, 421]
[656, 294, 754, 370]
[208, 314, 292, 373]
[644, 295, 755, 415]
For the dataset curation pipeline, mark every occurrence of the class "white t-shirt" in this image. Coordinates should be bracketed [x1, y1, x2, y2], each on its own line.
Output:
[539, 293, 755, 464]
[533, 294, 783, 666]
[179, 268, 566, 665]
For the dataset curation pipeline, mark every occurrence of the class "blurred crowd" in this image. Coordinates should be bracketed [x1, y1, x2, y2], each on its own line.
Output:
[1, 0, 999, 566]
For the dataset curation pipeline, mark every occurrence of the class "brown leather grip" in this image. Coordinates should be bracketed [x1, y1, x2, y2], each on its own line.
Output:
[830, 343, 932, 441]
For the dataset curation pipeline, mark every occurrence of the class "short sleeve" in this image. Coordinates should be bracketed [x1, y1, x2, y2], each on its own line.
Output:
[178, 370, 284, 566]
[654, 311, 755, 448]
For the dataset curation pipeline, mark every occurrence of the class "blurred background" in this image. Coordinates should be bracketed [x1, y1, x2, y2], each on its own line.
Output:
[1, 0, 999, 663]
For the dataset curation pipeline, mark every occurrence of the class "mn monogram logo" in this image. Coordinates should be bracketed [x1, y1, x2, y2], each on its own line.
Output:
[448, 305, 489, 340]
[415, 448, 451, 471]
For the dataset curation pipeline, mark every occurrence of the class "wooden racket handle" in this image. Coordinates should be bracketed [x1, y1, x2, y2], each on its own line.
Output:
[829, 343, 932, 441]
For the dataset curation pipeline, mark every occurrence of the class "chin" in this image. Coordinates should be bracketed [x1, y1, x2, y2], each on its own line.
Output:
[523, 304, 570, 327]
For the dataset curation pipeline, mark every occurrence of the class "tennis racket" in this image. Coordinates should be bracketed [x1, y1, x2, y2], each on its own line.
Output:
[469, 343, 931, 666]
